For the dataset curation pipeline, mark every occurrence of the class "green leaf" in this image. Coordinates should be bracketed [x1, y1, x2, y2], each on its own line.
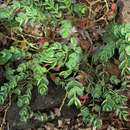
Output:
[92, 105, 101, 112]
[93, 43, 115, 63]
[110, 75, 120, 85]
[68, 86, 83, 98]
[59, 69, 72, 78]
[38, 84, 48, 96]
[117, 110, 129, 121]
[19, 107, 30, 122]
[74, 98, 82, 108]
[93, 118, 102, 128]
[81, 106, 90, 118]
[14, 88, 21, 96]
[92, 84, 102, 99]
[17, 63, 28, 72]
[15, 12, 27, 26]
[59, 20, 72, 38]
[66, 53, 80, 69]
[0, 93, 5, 105]
[73, 3, 88, 16]
[70, 37, 78, 48]
[102, 101, 113, 111]
[0, 8, 11, 19]
[68, 97, 74, 106]
[125, 45, 130, 56]
[17, 95, 30, 107]
[34, 112, 48, 122]
[125, 33, 130, 42]
[66, 80, 84, 107]
[0, 51, 12, 65]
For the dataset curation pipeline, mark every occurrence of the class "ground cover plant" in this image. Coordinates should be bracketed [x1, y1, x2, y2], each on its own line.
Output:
[0, 0, 130, 129]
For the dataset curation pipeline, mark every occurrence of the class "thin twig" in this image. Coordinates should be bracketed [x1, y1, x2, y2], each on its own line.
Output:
[91, 0, 101, 5]
[7, 123, 9, 130]
[85, 0, 101, 6]
[21, 32, 41, 39]
[104, 0, 109, 14]
[6, 34, 39, 50]
[94, 16, 108, 24]
[92, 126, 97, 130]
[84, 31, 93, 54]
[93, 0, 109, 24]
[1, 95, 11, 128]
[86, 0, 101, 19]
[59, 92, 67, 111]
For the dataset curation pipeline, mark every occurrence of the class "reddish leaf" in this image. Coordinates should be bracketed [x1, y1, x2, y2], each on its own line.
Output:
[79, 95, 89, 104]
[79, 20, 87, 29]
[107, 11, 114, 17]
[105, 63, 120, 77]
[43, 64, 49, 67]
[53, 65, 61, 72]
[38, 37, 48, 45]
[107, 3, 117, 18]
[50, 73, 56, 81]
[111, 3, 117, 12]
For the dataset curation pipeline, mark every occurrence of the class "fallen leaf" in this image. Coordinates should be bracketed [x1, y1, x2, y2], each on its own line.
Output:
[111, 3, 117, 12]
[38, 37, 48, 45]
[80, 39, 91, 52]
[50, 73, 56, 81]
[44, 123, 55, 130]
[54, 108, 61, 117]
[53, 65, 61, 72]
[105, 63, 120, 77]
[58, 120, 63, 128]
[79, 95, 89, 104]
[79, 20, 87, 29]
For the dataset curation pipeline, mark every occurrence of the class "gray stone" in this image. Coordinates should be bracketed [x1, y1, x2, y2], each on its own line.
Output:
[116, 0, 130, 23]
[31, 82, 65, 111]
[122, 0, 130, 23]
[6, 81, 65, 130]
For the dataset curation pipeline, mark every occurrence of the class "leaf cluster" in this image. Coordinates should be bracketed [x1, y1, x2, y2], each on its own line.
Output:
[93, 24, 130, 75]
[0, 0, 88, 27]
[0, 36, 82, 122]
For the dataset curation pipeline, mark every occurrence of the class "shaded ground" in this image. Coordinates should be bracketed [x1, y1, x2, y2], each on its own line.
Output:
[0, 0, 130, 130]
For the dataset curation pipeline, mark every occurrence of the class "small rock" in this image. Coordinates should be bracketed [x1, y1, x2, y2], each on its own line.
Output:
[54, 108, 61, 117]
[79, 128, 91, 130]
[65, 118, 70, 125]
[54, 128, 58, 130]
[37, 128, 43, 130]
[44, 123, 55, 130]
[58, 120, 63, 128]
[6, 81, 65, 130]
[26, 129, 32, 130]
[31, 82, 65, 111]
[0, 127, 3, 130]
[119, 0, 130, 23]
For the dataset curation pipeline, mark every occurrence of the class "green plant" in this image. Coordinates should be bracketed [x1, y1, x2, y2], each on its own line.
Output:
[0, 36, 83, 122]
[93, 24, 130, 75]
[102, 90, 128, 121]
[59, 0, 72, 14]
[0, 0, 89, 27]
[81, 107, 102, 128]
[80, 70, 128, 128]
[0, 0, 129, 129]
[66, 80, 84, 108]
[0, 46, 27, 65]
[0, 0, 46, 26]
[59, 20, 73, 39]
[73, 3, 88, 16]
[43, 0, 62, 18]
[59, 37, 82, 78]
